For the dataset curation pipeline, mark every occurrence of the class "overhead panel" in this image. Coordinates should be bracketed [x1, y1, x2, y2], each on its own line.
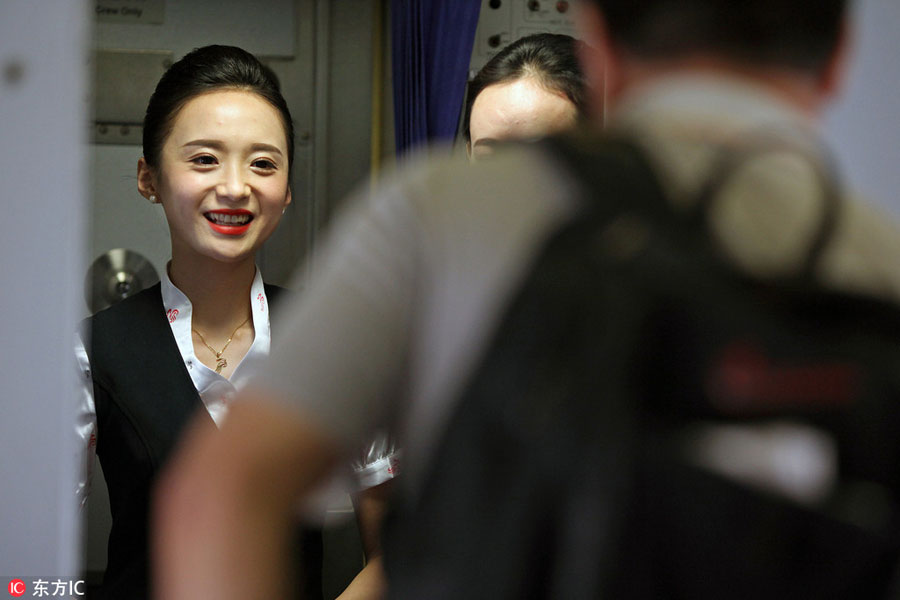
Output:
[470, 0, 577, 76]
[93, 49, 171, 144]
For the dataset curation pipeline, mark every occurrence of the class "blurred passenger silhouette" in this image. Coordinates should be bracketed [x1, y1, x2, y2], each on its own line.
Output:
[353, 31, 590, 597]
[154, 1, 900, 598]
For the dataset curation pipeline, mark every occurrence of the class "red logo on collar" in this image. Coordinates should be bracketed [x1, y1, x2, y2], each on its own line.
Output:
[166, 309, 179, 323]
[257, 293, 266, 312]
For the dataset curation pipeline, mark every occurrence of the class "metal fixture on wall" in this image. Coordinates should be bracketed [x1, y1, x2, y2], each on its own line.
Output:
[84, 248, 159, 313]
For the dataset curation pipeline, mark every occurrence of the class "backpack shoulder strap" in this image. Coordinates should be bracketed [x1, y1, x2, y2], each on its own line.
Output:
[385, 133, 663, 598]
[543, 132, 672, 225]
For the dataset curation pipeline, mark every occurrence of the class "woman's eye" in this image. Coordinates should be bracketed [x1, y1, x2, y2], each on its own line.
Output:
[191, 155, 217, 166]
[252, 159, 276, 170]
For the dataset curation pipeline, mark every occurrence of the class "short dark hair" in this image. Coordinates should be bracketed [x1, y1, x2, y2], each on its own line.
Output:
[591, 0, 847, 73]
[463, 33, 587, 142]
[142, 45, 295, 172]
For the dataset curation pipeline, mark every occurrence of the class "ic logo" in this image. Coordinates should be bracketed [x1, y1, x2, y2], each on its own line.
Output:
[257, 293, 266, 311]
[8, 579, 25, 597]
[166, 308, 179, 323]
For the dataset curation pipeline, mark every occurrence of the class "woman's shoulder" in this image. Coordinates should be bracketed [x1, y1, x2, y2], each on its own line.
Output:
[262, 281, 290, 294]
[85, 282, 164, 332]
[262, 281, 297, 304]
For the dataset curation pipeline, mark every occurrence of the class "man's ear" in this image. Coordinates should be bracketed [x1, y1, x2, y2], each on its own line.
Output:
[818, 16, 853, 102]
[136, 157, 159, 203]
[575, 1, 617, 119]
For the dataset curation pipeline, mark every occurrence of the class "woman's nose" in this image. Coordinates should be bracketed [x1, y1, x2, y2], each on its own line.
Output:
[216, 164, 250, 201]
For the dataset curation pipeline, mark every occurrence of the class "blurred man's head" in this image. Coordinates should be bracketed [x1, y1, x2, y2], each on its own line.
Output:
[578, 0, 850, 116]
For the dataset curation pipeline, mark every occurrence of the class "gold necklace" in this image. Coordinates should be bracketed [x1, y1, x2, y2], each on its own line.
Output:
[192, 316, 251, 374]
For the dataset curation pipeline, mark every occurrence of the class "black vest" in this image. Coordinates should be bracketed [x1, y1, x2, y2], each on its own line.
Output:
[84, 283, 323, 599]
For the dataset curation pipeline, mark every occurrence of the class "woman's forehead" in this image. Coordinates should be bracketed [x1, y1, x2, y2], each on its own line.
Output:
[166, 90, 288, 149]
[470, 78, 577, 142]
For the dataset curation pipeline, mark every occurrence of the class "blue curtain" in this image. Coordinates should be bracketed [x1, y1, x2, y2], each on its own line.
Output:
[391, 0, 482, 157]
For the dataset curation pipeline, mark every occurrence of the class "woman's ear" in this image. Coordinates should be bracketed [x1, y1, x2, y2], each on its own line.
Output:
[136, 157, 159, 203]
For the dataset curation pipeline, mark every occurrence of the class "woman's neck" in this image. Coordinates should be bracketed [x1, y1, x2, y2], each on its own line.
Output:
[168, 254, 256, 332]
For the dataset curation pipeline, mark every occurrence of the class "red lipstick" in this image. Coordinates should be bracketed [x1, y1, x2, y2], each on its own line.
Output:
[205, 209, 253, 235]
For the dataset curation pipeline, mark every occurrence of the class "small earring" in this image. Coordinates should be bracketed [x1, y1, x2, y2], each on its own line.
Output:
[149, 194, 157, 203]
[282, 207, 286, 215]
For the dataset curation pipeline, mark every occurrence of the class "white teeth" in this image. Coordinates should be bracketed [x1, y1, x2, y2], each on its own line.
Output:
[207, 212, 250, 225]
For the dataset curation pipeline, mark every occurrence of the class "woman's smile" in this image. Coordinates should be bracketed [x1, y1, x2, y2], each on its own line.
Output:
[204, 209, 254, 235]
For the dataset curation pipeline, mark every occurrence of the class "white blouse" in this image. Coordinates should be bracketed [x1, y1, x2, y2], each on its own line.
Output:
[75, 266, 398, 508]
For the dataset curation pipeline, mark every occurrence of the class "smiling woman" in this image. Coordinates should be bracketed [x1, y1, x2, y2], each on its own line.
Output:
[73, 45, 392, 600]
[75, 46, 301, 599]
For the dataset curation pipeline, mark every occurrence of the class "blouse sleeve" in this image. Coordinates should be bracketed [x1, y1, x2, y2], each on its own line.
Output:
[74, 332, 98, 510]
[352, 431, 401, 491]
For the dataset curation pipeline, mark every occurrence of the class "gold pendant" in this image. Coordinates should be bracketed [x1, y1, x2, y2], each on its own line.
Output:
[215, 357, 227, 373]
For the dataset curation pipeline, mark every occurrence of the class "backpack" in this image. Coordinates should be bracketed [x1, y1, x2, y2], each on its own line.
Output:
[383, 133, 900, 598]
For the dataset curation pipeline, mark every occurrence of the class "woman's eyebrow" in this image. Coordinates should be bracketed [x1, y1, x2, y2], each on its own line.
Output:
[248, 143, 284, 156]
[181, 139, 284, 157]
[182, 138, 225, 150]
